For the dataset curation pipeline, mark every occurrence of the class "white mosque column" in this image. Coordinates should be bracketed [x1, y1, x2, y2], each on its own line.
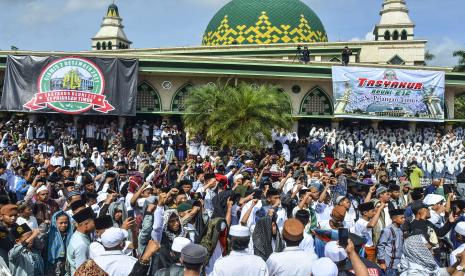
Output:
[409, 121, 417, 132]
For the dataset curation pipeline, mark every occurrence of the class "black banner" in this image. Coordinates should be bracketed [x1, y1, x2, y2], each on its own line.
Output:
[1, 55, 138, 115]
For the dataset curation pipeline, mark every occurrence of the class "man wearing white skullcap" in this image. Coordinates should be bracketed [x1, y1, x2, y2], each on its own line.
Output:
[311, 257, 338, 276]
[324, 239, 370, 276]
[450, 222, 465, 266]
[154, 237, 191, 276]
[212, 225, 268, 276]
[423, 194, 446, 228]
[93, 227, 137, 276]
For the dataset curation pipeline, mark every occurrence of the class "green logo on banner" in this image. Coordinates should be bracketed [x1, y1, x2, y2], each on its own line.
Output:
[24, 56, 114, 114]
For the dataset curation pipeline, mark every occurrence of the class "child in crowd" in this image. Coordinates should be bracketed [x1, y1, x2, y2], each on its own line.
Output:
[15, 203, 38, 230]
[8, 223, 44, 276]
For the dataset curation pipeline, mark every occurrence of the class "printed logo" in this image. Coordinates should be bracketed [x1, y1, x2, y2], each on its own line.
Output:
[24, 56, 114, 114]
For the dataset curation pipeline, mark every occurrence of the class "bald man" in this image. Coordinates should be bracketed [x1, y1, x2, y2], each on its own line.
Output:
[0, 204, 18, 263]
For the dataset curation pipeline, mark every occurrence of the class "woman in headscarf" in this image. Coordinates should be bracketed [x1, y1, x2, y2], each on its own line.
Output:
[46, 211, 73, 276]
[252, 215, 285, 261]
[398, 234, 452, 276]
[158, 209, 187, 269]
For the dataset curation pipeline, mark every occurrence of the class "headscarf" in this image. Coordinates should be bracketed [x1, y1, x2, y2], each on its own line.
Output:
[46, 210, 74, 265]
[252, 216, 285, 261]
[162, 209, 186, 242]
[398, 235, 439, 275]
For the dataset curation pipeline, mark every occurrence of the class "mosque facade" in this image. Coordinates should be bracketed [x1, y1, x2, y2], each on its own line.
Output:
[0, 0, 464, 132]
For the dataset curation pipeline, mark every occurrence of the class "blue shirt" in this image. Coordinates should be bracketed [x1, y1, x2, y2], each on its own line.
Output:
[66, 231, 90, 275]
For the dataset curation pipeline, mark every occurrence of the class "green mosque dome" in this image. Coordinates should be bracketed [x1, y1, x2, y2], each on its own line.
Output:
[202, 0, 328, 46]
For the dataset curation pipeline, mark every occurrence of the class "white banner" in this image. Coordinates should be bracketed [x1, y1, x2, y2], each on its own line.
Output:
[332, 66, 445, 122]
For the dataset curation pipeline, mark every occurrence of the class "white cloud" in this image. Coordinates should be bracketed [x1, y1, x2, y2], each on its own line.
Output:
[427, 37, 464, 67]
[349, 31, 375, 42]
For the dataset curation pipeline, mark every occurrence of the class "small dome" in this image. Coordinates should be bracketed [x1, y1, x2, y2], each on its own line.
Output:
[202, 0, 328, 46]
[107, 3, 119, 17]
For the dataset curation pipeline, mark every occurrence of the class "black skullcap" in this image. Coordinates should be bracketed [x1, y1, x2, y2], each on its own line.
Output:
[358, 202, 375, 212]
[204, 173, 216, 181]
[411, 201, 428, 215]
[266, 188, 280, 197]
[64, 181, 76, 188]
[411, 188, 424, 201]
[388, 208, 405, 217]
[72, 207, 94, 223]
[388, 183, 400, 192]
[94, 215, 113, 230]
[11, 223, 31, 239]
[70, 199, 86, 212]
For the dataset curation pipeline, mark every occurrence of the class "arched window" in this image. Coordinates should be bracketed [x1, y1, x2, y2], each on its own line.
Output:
[401, 30, 407, 40]
[137, 81, 162, 112]
[108, 41, 112, 50]
[102, 42, 106, 50]
[300, 86, 333, 115]
[384, 31, 391, 40]
[119, 42, 122, 49]
[171, 83, 194, 112]
[96, 42, 101, 50]
[392, 30, 399, 40]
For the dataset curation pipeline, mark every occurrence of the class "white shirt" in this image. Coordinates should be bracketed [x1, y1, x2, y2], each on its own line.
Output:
[354, 218, 373, 247]
[450, 243, 465, 266]
[50, 156, 65, 167]
[212, 250, 268, 276]
[206, 241, 224, 276]
[240, 200, 287, 232]
[93, 250, 137, 276]
[16, 216, 38, 230]
[89, 241, 105, 259]
[266, 246, 317, 276]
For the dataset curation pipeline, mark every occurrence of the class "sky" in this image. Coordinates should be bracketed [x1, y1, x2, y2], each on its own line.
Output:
[0, 0, 463, 67]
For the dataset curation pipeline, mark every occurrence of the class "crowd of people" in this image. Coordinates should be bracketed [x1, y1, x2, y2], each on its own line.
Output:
[1, 116, 465, 276]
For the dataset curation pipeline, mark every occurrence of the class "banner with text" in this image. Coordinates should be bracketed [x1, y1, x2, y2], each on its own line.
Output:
[1, 55, 138, 115]
[332, 66, 445, 122]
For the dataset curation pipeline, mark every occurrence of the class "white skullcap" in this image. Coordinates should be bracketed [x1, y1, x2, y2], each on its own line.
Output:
[335, 196, 346, 205]
[324, 241, 348, 262]
[456, 222, 465, 236]
[97, 193, 108, 204]
[423, 194, 445, 206]
[229, 225, 250, 237]
[142, 184, 153, 191]
[36, 185, 48, 194]
[101, 227, 128, 248]
[233, 174, 244, 182]
[171, 237, 192, 253]
[311, 257, 338, 276]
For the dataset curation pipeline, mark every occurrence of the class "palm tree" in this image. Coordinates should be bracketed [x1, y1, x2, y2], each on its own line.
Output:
[453, 50, 465, 72]
[425, 50, 435, 62]
[453, 50, 465, 118]
[183, 82, 293, 150]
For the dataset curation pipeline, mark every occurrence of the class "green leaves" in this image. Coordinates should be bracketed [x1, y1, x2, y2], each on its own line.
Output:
[453, 50, 465, 72]
[183, 82, 293, 150]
